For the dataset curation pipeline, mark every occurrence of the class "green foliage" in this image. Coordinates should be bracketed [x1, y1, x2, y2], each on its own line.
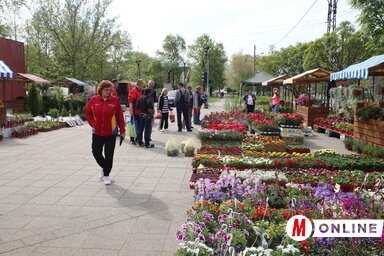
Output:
[224, 98, 244, 113]
[26, 84, 42, 116]
[188, 34, 227, 93]
[357, 106, 384, 121]
[343, 137, 354, 148]
[47, 108, 60, 118]
[350, 0, 384, 54]
[225, 52, 254, 88]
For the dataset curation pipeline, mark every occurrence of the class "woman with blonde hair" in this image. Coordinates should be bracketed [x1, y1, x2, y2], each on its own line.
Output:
[158, 88, 172, 131]
[271, 88, 280, 113]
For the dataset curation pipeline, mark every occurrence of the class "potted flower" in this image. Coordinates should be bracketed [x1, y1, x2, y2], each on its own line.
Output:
[183, 139, 196, 157]
[165, 137, 179, 156]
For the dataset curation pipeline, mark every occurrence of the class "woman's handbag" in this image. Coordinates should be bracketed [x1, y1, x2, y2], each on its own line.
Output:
[126, 119, 137, 138]
[169, 111, 175, 123]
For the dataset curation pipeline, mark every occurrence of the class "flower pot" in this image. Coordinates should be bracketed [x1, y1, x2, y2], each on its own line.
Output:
[379, 102, 384, 108]
[352, 89, 362, 96]
[345, 145, 352, 151]
[185, 152, 195, 157]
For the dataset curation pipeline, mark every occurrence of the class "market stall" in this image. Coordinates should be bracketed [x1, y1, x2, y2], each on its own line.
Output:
[283, 68, 331, 127]
[261, 74, 290, 106]
[331, 54, 384, 148]
[0, 60, 14, 121]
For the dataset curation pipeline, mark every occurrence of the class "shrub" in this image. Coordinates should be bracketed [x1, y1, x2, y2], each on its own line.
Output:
[343, 137, 354, 149]
[26, 84, 42, 116]
[352, 140, 363, 153]
[48, 108, 60, 118]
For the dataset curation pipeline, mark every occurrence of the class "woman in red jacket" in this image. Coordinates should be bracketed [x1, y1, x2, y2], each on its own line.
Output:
[85, 80, 125, 185]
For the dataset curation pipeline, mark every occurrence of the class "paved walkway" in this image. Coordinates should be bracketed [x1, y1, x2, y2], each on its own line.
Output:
[0, 99, 349, 255]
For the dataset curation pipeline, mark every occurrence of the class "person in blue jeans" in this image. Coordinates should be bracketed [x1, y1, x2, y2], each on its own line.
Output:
[136, 89, 155, 148]
[175, 82, 192, 132]
[193, 86, 203, 125]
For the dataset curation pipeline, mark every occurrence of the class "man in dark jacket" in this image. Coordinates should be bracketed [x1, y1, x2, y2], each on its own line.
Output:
[136, 89, 155, 148]
[175, 83, 192, 132]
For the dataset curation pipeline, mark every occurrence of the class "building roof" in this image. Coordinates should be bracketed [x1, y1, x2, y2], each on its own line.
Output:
[261, 74, 290, 86]
[283, 68, 331, 85]
[241, 71, 274, 86]
[54, 77, 88, 86]
[14, 73, 50, 84]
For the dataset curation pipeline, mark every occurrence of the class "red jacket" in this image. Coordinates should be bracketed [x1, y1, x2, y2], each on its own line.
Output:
[85, 95, 125, 136]
[128, 86, 142, 115]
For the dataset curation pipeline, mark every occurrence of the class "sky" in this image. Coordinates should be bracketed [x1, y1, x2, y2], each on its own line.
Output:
[110, 0, 361, 59]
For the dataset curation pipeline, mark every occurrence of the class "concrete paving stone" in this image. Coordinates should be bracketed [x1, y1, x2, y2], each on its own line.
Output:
[20, 172, 50, 180]
[22, 232, 57, 246]
[158, 177, 183, 185]
[29, 246, 77, 255]
[28, 180, 60, 188]
[104, 213, 132, 224]
[41, 206, 81, 217]
[40, 174, 68, 182]
[121, 233, 167, 252]
[66, 187, 100, 197]
[56, 196, 91, 206]
[53, 179, 86, 188]
[119, 251, 162, 256]
[0, 180, 13, 186]
[0, 186, 24, 197]
[40, 232, 89, 248]
[129, 183, 157, 191]
[115, 170, 143, 176]
[0, 239, 25, 254]
[0, 194, 35, 205]
[39, 187, 74, 196]
[27, 194, 64, 205]
[0, 215, 35, 229]
[162, 235, 181, 253]
[0, 245, 38, 256]
[0, 204, 20, 215]
[155, 183, 181, 192]
[3, 179, 35, 187]
[23, 216, 74, 232]
[130, 215, 171, 234]
[85, 197, 119, 207]
[133, 177, 160, 184]
[115, 197, 150, 208]
[0, 228, 35, 243]
[7, 205, 51, 217]
[140, 170, 165, 177]
[75, 207, 112, 221]
[77, 248, 119, 256]
[110, 176, 137, 183]
[95, 187, 126, 198]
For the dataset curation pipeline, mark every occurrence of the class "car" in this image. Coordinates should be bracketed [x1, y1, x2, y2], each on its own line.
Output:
[167, 89, 178, 107]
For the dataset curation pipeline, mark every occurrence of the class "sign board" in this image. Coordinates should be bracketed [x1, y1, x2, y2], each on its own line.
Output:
[280, 127, 303, 137]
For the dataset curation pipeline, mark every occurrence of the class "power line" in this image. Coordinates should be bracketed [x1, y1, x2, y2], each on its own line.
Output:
[271, 0, 319, 46]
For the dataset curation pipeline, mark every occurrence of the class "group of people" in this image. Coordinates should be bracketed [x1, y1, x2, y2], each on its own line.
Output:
[85, 79, 205, 185]
[243, 88, 281, 113]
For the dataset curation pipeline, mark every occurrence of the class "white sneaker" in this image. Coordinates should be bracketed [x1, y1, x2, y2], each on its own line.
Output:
[103, 176, 111, 185]
[161, 129, 165, 132]
[98, 170, 104, 180]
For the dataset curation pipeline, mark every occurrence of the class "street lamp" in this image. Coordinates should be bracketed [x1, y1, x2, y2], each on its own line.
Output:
[183, 61, 187, 83]
[204, 47, 211, 99]
[135, 59, 141, 79]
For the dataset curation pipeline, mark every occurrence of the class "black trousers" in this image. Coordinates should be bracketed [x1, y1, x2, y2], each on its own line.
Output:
[92, 134, 116, 176]
[246, 104, 255, 113]
[138, 113, 152, 146]
[177, 106, 190, 130]
[159, 112, 169, 130]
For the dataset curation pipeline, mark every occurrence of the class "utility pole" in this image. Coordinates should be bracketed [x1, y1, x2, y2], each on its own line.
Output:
[253, 45, 256, 76]
[327, 0, 338, 33]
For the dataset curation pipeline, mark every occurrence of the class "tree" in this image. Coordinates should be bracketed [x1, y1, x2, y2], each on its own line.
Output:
[28, 0, 121, 80]
[187, 34, 227, 94]
[349, 0, 384, 54]
[0, 0, 26, 40]
[225, 52, 254, 89]
[157, 34, 186, 85]
[303, 21, 369, 71]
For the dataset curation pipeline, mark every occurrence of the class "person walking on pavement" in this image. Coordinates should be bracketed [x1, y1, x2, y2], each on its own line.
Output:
[158, 88, 172, 131]
[187, 86, 194, 128]
[136, 89, 155, 148]
[243, 89, 256, 113]
[128, 79, 144, 145]
[193, 86, 203, 125]
[85, 80, 125, 185]
[175, 82, 192, 132]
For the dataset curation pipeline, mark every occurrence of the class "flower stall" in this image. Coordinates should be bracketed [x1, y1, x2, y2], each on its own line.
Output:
[331, 54, 384, 148]
[283, 68, 331, 127]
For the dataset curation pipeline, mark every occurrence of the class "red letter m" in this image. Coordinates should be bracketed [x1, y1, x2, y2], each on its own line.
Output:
[292, 219, 306, 236]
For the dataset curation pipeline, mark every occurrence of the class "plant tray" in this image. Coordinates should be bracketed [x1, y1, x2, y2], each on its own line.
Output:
[189, 173, 220, 189]
[264, 143, 286, 152]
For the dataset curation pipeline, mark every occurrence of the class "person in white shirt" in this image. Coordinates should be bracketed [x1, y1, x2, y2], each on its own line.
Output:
[243, 89, 256, 113]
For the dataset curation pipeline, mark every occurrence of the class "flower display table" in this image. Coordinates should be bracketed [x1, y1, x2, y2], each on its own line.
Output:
[353, 117, 384, 148]
[296, 105, 329, 127]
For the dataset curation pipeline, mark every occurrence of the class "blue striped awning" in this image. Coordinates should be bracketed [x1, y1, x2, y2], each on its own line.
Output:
[330, 54, 384, 81]
[0, 60, 14, 78]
